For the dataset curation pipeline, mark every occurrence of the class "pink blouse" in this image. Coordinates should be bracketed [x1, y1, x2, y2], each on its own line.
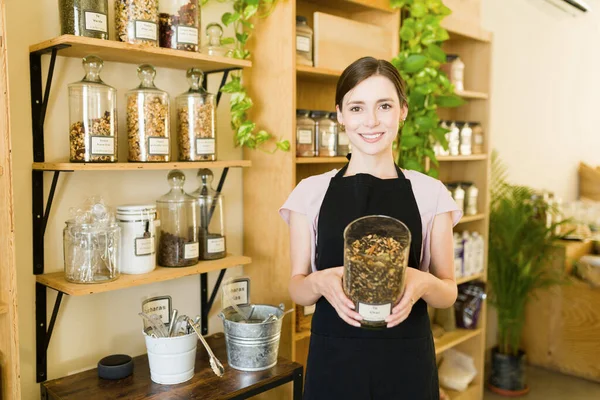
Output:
[279, 168, 462, 273]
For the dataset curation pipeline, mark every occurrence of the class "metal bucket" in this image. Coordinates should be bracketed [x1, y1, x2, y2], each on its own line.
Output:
[219, 304, 284, 371]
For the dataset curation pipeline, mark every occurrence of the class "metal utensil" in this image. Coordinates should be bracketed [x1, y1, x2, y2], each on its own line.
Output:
[187, 317, 225, 377]
[261, 308, 293, 323]
[139, 312, 168, 337]
[168, 309, 179, 337]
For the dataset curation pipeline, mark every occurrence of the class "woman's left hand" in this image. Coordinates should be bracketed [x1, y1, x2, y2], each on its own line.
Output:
[385, 268, 432, 328]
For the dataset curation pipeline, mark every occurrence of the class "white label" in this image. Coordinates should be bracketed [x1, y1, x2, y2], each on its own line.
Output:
[223, 281, 249, 305]
[135, 20, 158, 41]
[177, 26, 199, 45]
[304, 304, 316, 316]
[196, 138, 215, 155]
[207, 237, 225, 253]
[148, 137, 169, 155]
[474, 134, 484, 145]
[135, 237, 155, 256]
[298, 129, 313, 144]
[338, 132, 349, 146]
[321, 131, 335, 146]
[142, 297, 171, 325]
[358, 303, 391, 322]
[184, 242, 199, 259]
[84, 11, 108, 33]
[91, 136, 114, 155]
[296, 35, 311, 53]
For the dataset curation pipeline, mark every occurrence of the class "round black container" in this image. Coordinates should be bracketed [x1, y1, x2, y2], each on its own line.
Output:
[98, 354, 133, 380]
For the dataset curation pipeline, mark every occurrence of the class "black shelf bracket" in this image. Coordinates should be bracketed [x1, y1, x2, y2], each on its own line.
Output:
[36, 284, 66, 383]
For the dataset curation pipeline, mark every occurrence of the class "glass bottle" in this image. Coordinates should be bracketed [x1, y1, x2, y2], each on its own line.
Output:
[156, 170, 199, 267]
[190, 169, 226, 260]
[296, 109, 316, 157]
[159, 0, 201, 52]
[449, 54, 465, 92]
[200, 23, 232, 57]
[459, 122, 472, 156]
[126, 64, 170, 162]
[115, 0, 159, 46]
[312, 111, 337, 157]
[296, 16, 313, 66]
[332, 112, 349, 157]
[59, 0, 109, 40]
[68, 56, 117, 163]
[177, 68, 216, 161]
[448, 121, 461, 156]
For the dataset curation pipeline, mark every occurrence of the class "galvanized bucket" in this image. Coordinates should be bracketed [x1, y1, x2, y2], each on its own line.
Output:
[219, 304, 285, 371]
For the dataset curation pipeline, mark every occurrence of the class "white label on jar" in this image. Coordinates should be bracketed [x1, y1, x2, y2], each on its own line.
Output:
[207, 237, 225, 253]
[296, 35, 311, 53]
[304, 304, 316, 316]
[358, 303, 391, 322]
[338, 132, 349, 146]
[223, 281, 249, 305]
[91, 136, 115, 155]
[148, 137, 170, 155]
[298, 129, 313, 144]
[177, 26, 199, 45]
[142, 298, 171, 325]
[474, 134, 484, 145]
[135, 237, 155, 256]
[84, 11, 108, 33]
[135, 20, 158, 41]
[184, 242, 199, 259]
[196, 138, 215, 155]
[321, 131, 335, 146]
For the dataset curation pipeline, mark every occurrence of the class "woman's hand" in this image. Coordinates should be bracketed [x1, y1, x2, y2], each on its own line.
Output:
[385, 268, 432, 328]
[312, 267, 363, 327]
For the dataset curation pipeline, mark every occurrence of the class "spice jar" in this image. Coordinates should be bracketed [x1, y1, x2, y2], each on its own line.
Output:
[344, 216, 411, 328]
[333, 112, 350, 157]
[190, 169, 226, 260]
[459, 121, 472, 156]
[296, 109, 316, 157]
[463, 182, 479, 216]
[59, 0, 109, 39]
[448, 121, 460, 156]
[177, 68, 216, 161]
[156, 170, 199, 267]
[115, 0, 159, 46]
[159, 0, 200, 52]
[472, 122, 484, 154]
[200, 23, 232, 57]
[447, 54, 465, 92]
[68, 56, 117, 163]
[126, 64, 170, 162]
[296, 16, 313, 66]
[116, 205, 157, 275]
[312, 111, 337, 157]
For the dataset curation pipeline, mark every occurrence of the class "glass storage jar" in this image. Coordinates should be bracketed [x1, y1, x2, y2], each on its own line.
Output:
[312, 110, 337, 157]
[463, 182, 479, 216]
[343, 216, 411, 328]
[472, 122, 484, 154]
[177, 68, 216, 161]
[156, 170, 199, 267]
[332, 112, 350, 157]
[159, 0, 200, 52]
[126, 64, 170, 162]
[447, 54, 465, 92]
[459, 121, 472, 156]
[59, 0, 109, 39]
[200, 23, 232, 57]
[448, 183, 465, 212]
[448, 121, 460, 156]
[296, 109, 316, 157]
[116, 205, 157, 274]
[296, 16, 313, 66]
[115, 0, 158, 46]
[190, 169, 226, 260]
[68, 56, 117, 163]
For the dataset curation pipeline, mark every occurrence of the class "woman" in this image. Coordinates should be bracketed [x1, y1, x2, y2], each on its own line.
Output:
[279, 57, 461, 399]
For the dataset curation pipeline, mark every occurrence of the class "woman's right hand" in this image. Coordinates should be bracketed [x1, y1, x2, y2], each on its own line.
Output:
[312, 267, 363, 327]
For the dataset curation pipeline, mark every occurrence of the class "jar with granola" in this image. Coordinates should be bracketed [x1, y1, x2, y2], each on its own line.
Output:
[176, 68, 216, 161]
[115, 0, 159, 46]
[68, 56, 117, 163]
[126, 64, 170, 162]
[159, 0, 201, 52]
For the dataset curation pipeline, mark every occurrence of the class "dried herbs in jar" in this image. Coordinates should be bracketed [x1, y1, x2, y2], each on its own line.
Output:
[115, 0, 159, 46]
[59, 0, 109, 40]
[159, 0, 201, 52]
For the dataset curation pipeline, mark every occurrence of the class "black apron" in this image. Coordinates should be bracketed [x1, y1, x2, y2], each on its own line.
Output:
[303, 163, 439, 400]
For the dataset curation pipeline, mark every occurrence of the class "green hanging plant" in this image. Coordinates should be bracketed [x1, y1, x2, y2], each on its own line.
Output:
[390, 0, 465, 177]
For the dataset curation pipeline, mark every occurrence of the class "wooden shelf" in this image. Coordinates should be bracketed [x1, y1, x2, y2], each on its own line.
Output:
[434, 328, 482, 355]
[442, 20, 492, 43]
[437, 154, 487, 162]
[0, 302, 7, 315]
[296, 64, 341, 81]
[456, 273, 484, 285]
[458, 214, 485, 224]
[456, 90, 489, 100]
[296, 156, 347, 164]
[446, 383, 482, 400]
[30, 35, 251, 72]
[37, 255, 251, 296]
[32, 160, 251, 172]
[294, 330, 312, 341]
[301, 0, 395, 13]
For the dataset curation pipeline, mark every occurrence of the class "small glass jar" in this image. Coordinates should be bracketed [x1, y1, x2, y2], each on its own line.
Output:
[296, 109, 316, 157]
[200, 23, 232, 57]
[472, 122, 484, 154]
[116, 205, 157, 275]
[115, 0, 159, 46]
[464, 182, 479, 216]
[159, 0, 200, 52]
[448, 121, 461, 156]
[59, 0, 109, 39]
[190, 169, 226, 260]
[126, 64, 170, 162]
[344, 216, 411, 328]
[447, 54, 465, 92]
[333, 112, 350, 157]
[68, 56, 117, 163]
[156, 170, 199, 267]
[459, 121, 472, 156]
[177, 68, 216, 161]
[296, 16, 313, 66]
[312, 110, 337, 157]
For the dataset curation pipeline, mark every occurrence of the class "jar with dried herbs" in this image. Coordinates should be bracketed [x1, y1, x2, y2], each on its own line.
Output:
[59, 0, 109, 39]
[343, 216, 411, 328]
[159, 0, 200, 52]
[115, 0, 159, 46]
[190, 169, 226, 260]
[68, 56, 117, 163]
[176, 68, 216, 161]
[126, 64, 170, 162]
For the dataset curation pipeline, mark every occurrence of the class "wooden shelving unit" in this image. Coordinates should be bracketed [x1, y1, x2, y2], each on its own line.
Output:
[456, 90, 489, 100]
[458, 214, 486, 224]
[295, 156, 347, 164]
[434, 329, 482, 355]
[457, 273, 484, 285]
[32, 160, 251, 171]
[438, 154, 487, 162]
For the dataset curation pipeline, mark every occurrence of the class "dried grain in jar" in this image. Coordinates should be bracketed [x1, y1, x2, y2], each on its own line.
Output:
[115, 0, 159, 46]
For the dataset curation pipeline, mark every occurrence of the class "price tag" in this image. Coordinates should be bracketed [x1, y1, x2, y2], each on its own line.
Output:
[141, 295, 172, 329]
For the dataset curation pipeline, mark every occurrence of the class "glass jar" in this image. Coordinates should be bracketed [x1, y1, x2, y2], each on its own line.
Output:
[464, 182, 479, 216]
[116, 205, 157, 275]
[156, 170, 199, 267]
[312, 111, 337, 157]
[190, 169, 226, 260]
[296, 16, 313, 66]
[449, 183, 465, 212]
[177, 68, 216, 161]
[447, 54, 465, 92]
[115, 0, 159, 46]
[344, 216, 411, 328]
[333, 112, 350, 157]
[448, 121, 460, 156]
[472, 122, 484, 154]
[296, 109, 316, 157]
[68, 56, 117, 163]
[126, 64, 170, 162]
[459, 121, 472, 156]
[200, 23, 232, 57]
[159, 0, 200, 52]
[59, 0, 109, 39]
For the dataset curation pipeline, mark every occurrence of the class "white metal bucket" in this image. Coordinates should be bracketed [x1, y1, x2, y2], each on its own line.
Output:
[143, 330, 198, 384]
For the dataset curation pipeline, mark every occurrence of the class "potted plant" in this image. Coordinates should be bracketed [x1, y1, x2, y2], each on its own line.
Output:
[487, 154, 565, 396]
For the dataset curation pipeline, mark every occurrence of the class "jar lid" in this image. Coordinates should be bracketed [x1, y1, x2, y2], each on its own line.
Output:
[328, 112, 337, 119]
[296, 109, 310, 116]
[116, 204, 157, 214]
[310, 110, 328, 118]
[296, 16, 308, 23]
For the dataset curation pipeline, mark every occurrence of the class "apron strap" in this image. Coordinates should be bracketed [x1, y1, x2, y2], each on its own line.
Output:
[337, 154, 407, 180]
